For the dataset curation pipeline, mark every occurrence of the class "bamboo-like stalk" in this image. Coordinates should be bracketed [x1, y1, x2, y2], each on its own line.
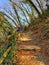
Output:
[28, 0, 41, 15]
[10, 0, 29, 25]
[0, 12, 17, 26]
[0, 28, 17, 64]
[0, 13, 14, 29]
[36, 0, 45, 14]
[3, 8, 19, 27]
[20, 1, 31, 15]
[20, 2, 30, 23]
[12, 5, 22, 27]
[0, 46, 11, 64]
[0, 13, 18, 64]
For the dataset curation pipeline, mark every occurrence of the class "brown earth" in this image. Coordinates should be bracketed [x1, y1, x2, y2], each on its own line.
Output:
[15, 31, 49, 65]
[14, 21, 49, 65]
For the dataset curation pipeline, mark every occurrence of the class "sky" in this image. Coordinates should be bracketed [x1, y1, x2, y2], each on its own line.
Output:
[0, 0, 33, 27]
[0, 0, 47, 27]
[0, 0, 9, 8]
[0, 0, 17, 27]
[0, 0, 47, 13]
[0, 0, 39, 11]
[0, 0, 13, 12]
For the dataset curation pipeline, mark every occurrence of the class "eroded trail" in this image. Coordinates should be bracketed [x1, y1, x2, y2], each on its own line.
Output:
[17, 50, 45, 65]
[16, 32, 49, 65]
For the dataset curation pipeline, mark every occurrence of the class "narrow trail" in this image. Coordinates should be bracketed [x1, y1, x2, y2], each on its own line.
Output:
[16, 22, 49, 65]
[16, 32, 49, 65]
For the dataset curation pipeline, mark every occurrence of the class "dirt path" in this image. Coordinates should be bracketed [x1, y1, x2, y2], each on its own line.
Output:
[17, 50, 45, 65]
[16, 32, 49, 65]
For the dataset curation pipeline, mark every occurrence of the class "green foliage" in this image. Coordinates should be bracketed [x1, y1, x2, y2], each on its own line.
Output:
[0, 13, 18, 64]
[6, 52, 14, 60]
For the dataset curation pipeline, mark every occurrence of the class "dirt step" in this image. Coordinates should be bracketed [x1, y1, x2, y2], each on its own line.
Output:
[18, 45, 41, 51]
[17, 51, 45, 65]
